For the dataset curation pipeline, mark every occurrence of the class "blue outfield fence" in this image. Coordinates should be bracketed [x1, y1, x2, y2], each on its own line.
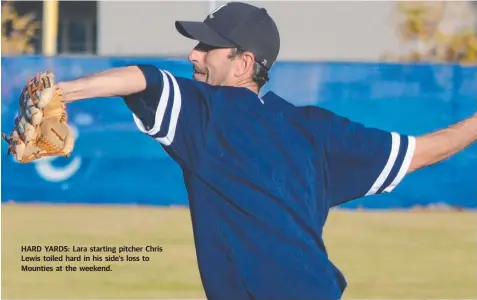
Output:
[1, 56, 476, 208]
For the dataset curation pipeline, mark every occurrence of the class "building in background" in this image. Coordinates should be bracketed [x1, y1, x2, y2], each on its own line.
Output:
[56, 1, 97, 54]
[97, 1, 399, 61]
[2, 1, 477, 63]
[1, 1, 399, 60]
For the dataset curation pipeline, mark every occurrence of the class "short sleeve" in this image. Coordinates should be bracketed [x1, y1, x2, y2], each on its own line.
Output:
[123, 64, 214, 169]
[306, 107, 416, 207]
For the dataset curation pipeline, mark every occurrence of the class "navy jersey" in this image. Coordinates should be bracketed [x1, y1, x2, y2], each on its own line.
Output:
[123, 64, 416, 300]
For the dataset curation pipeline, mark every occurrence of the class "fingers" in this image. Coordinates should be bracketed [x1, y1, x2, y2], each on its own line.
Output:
[36, 86, 54, 108]
[23, 72, 55, 109]
[30, 72, 56, 108]
[16, 115, 36, 142]
[18, 87, 27, 107]
[4, 130, 26, 161]
[11, 130, 26, 161]
[2, 132, 12, 155]
[25, 106, 43, 126]
[3, 115, 34, 162]
[4, 71, 62, 163]
[17, 75, 47, 132]
[20, 84, 42, 113]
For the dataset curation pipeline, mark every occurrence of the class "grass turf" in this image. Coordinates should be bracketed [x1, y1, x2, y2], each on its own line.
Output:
[2, 203, 476, 299]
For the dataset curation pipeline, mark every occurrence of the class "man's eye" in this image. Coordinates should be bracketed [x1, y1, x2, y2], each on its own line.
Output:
[195, 42, 218, 52]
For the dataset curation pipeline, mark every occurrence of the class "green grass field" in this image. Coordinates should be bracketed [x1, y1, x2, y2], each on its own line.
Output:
[2, 203, 476, 299]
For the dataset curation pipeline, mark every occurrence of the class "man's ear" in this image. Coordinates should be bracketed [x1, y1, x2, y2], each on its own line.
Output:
[234, 51, 255, 77]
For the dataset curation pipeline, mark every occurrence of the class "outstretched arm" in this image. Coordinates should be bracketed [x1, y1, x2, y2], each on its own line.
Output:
[56, 66, 147, 103]
[58, 64, 216, 168]
[306, 106, 476, 207]
[408, 113, 477, 173]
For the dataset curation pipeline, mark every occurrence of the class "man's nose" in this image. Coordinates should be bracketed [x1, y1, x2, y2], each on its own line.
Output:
[188, 48, 204, 64]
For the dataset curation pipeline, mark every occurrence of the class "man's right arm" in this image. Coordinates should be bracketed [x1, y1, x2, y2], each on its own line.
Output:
[57, 66, 147, 103]
[56, 64, 216, 169]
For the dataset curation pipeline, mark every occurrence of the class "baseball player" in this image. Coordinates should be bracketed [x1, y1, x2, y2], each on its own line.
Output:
[4, 2, 477, 299]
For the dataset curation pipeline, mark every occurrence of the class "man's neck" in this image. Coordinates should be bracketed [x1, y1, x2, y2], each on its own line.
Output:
[229, 79, 258, 94]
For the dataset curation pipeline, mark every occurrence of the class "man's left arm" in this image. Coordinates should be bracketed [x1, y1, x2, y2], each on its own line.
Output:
[408, 113, 477, 173]
[305, 106, 476, 207]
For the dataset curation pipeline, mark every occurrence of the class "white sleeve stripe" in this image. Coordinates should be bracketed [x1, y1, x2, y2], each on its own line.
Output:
[155, 71, 182, 146]
[365, 132, 400, 196]
[383, 136, 416, 193]
[132, 70, 170, 135]
[149, 70, 171, 136]
[132, 112, 147, 132]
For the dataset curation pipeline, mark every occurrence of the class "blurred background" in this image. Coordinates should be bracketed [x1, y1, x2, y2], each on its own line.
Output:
[2, 0, 476, 208]
[1, 1, 477, 299]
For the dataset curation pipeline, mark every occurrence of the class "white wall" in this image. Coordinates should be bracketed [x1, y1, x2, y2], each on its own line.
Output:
[98, 1, 209, 57]
[98, 1, 398, 61]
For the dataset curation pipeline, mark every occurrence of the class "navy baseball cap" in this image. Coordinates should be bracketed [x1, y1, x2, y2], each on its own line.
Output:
[175, 2, 280, 70]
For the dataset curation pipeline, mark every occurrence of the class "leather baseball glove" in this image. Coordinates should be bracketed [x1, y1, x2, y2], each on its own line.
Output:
[2, 71, 75, 163]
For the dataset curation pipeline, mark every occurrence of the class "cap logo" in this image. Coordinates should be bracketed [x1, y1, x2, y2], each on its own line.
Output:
[208, 4, 227, 19]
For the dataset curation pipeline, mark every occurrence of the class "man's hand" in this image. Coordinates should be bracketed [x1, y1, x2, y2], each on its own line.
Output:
[2, 71, 75, 163]
[408, 112, 477, 173]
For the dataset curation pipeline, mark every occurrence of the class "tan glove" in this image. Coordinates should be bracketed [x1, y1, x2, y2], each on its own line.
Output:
[2, 71, 75, 163]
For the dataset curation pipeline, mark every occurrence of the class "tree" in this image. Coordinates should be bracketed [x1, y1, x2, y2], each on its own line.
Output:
[1, 1, 40, 55]
[382, 1, 477, 64]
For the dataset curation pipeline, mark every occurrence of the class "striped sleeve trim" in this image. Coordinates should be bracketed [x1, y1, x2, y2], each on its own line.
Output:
[132, 70, 182, 146]
[383, 136, 416, 193]
[365, 133, 416, 196]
